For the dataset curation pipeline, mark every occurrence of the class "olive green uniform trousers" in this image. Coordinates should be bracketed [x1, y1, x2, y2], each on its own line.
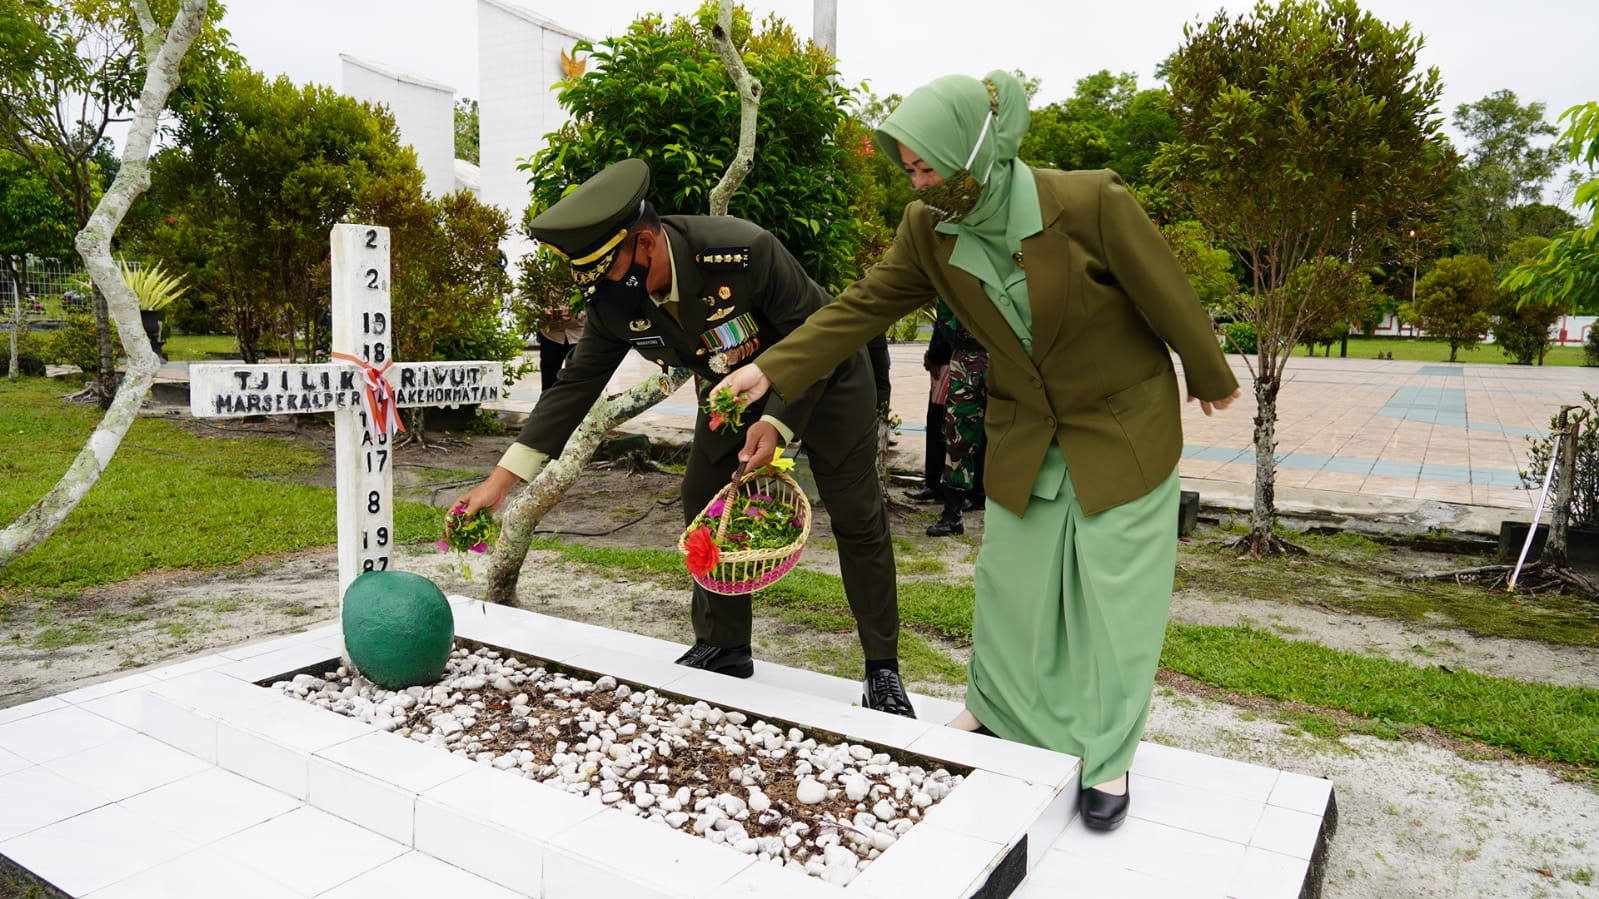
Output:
[965, 445, 1179, 786]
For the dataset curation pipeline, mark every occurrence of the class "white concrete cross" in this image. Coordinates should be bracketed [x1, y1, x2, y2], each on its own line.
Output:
[189, 223, 503, 603]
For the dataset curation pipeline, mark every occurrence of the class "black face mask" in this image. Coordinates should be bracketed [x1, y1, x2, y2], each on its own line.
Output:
[590, 241, 651, 306]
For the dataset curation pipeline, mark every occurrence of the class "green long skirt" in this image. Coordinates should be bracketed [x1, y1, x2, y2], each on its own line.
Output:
[965, 445, 1179, 787]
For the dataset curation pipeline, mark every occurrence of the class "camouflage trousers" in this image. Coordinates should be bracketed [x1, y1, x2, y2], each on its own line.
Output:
[941, 345, 989, 492]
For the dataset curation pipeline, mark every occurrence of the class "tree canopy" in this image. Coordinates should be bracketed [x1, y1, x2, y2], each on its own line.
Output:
[522, 4, 873, 292]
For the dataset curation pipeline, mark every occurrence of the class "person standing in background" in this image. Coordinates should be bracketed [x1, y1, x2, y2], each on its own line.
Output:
[928, 300, 987, 537]
[906, 310, 952, 502]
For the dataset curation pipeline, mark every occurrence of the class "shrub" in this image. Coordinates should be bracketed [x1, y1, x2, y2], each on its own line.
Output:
[1222, 321, 1257, 354]
[1522, 392, 1599, 529]
[1, 329, 49, 376]
[1586, 328, 1599, 367]
[44, 314, 110, 373]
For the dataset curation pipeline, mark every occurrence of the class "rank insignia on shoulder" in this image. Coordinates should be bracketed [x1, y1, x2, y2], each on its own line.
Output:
[694, 247, 751, 270]
[629, 319, 651, 332]
[706, 306, 735, 322]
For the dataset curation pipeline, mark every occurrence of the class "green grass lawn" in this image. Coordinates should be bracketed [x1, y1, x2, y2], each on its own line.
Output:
[1302, 336, 1589, 367]
[161, 334, 238, 361]
[0, 377, 439, 591]
[531, 537, 1599, 774]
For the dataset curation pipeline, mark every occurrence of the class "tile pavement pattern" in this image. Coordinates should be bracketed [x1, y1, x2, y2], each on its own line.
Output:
[0, 600, 1333, 898]
[469, 347, 1599, 511]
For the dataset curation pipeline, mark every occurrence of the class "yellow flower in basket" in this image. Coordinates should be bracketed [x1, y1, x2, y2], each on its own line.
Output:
[767, 446, 795, 473]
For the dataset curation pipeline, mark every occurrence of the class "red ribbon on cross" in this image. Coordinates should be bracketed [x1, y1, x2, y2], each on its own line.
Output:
[331, 351, 406, 436]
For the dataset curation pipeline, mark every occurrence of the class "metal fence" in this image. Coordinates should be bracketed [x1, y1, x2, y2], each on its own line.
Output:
[3, 258, 141, 320]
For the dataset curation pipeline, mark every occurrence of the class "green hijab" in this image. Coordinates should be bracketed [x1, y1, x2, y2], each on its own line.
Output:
[875, 70, 1038, 296]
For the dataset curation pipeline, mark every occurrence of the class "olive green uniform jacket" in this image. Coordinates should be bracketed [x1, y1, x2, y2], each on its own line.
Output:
[757, 169, 1239, 518]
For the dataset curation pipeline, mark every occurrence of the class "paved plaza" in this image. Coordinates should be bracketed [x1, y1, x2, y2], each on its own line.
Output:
[477, 345, 1598, 512]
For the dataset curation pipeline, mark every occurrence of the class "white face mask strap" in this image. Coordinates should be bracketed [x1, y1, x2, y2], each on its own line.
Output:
[963, 110, 994, 173]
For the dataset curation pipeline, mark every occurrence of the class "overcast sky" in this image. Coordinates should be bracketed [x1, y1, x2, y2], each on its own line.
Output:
[219, 0, 1596, 169]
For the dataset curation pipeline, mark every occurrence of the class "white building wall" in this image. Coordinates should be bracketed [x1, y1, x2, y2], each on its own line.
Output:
[341, 55, 457, 199]
[478, 0, 588, 275]
[1360, 314, 1598, 346]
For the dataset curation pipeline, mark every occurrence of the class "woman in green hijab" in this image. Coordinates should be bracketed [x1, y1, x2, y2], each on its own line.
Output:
[716, 70, 1240, 830]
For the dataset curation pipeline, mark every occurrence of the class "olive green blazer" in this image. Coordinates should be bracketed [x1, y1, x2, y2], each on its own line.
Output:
[758, 169, 1239, 517]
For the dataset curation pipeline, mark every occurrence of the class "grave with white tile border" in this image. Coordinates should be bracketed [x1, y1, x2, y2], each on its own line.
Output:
[0, 231, 1332, 899]
[0, 594, 1336, 898]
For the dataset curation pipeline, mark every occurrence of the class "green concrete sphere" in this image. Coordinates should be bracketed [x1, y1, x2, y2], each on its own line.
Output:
[341, 570, 454, 689]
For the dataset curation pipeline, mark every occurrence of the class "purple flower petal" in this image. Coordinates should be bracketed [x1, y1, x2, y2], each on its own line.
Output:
[470, 542, 489, 553]
[435, 540, 450, 551]
[706, 499, 727, 518]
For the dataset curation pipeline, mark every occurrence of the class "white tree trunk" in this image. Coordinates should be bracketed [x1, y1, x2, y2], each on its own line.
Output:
[0, 0, 208, 568]
[484, 0, 764, 602]
[707, 0, 762, 217]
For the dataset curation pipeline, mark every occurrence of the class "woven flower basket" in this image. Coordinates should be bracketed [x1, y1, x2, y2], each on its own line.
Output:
[678, 468, 812, 595]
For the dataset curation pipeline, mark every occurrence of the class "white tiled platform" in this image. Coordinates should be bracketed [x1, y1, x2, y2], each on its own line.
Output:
[0, 599, 1334, 897]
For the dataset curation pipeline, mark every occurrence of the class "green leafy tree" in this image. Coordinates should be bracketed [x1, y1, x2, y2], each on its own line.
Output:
[143, 68, 414, 362]
[1492, 235, 1562, 364]
[1292, 257, 1383, 355]
[355, 165, 518, 437]
[1155, 0, 1457, 556]
[1503, 102, 1599, 314]
[1020, 70, 1178, 185]
[454, 97, 479, 165]
[1159, 219, 1238, 310]
[1448, 90, 1564, 260]
[0, 0, 235, 403]
[523, 4, 872, 291]
[1401, 254, 1496, 361]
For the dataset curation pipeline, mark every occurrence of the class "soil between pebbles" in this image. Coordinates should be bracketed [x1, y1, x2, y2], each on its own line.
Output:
[274, 644, 967, 887]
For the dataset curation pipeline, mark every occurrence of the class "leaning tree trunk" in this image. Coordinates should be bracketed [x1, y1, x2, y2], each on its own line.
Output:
[486, 369, 691, 603]
[0, 0, 209, 568]
[482, 0, 761, 604]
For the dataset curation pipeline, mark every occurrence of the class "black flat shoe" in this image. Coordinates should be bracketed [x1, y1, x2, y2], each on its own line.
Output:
[926, 517, 964, 537]
[673, 642, 754, 678]
[1079, 780, 1130, 832]
[902, 486, 943, 503]
[862, 668, 917, 718]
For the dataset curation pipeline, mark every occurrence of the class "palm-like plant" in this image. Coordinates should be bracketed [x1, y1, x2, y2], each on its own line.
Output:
[117, 258, 188, 312]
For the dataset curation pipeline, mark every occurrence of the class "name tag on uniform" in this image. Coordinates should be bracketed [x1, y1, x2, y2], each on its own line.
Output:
[629, 335, 667, 348]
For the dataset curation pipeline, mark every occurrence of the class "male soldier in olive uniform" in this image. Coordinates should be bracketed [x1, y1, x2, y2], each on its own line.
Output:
[455, 159, 915, 717]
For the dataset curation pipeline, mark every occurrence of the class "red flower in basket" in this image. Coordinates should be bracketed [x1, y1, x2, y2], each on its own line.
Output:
[684, 526, 720, 577]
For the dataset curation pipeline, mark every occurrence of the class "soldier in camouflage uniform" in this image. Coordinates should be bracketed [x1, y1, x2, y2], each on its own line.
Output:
[929, 299, 988, 536]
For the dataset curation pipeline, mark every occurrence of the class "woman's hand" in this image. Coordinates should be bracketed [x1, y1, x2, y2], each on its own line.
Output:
[712, 363, 771, 406]
[1188, 388, 1241, 416]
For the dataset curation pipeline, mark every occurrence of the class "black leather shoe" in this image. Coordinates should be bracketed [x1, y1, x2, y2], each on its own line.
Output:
[962, 492, 985, 512]
[926, 517, 964, 537]
[673, 642, 754, 678]
[1079, 780, 1130, 832]
[862, 668, 917, 717]
[902, 486, 943, 503]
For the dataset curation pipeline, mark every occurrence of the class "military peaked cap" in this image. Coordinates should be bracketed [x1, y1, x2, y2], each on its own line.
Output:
[528, 158, 651, 296]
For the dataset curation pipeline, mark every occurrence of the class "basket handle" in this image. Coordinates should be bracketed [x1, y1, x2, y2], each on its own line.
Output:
[711, 467, 787, 543]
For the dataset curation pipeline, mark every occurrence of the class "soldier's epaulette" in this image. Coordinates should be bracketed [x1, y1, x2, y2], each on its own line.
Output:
[694, 247, 752, 270]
